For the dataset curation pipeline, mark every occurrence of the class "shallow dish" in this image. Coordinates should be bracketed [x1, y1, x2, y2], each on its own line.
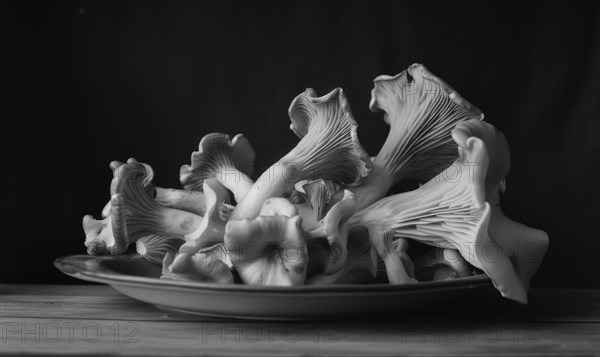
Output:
[55, 254, 494, 320]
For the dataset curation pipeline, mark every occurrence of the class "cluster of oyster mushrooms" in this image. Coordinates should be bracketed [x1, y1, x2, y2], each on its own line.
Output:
[83, 64, 549, 304]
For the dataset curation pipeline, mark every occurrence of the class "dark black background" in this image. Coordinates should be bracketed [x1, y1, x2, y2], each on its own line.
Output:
[2, 0, 599, 287]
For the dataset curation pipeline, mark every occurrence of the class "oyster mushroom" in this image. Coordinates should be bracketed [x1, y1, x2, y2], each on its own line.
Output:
[180, 133, 255, 203]
[230, 88, 372, 220]
[100, 160, 207, 220]
[351, 64, 484, 209]
[135, 160, 210, 216]
[83, 180, 131, 256]
[224, 215, 308, 286]
[84, 159, 156, 255]
[352, 134, 527, 303]
[102, 188, 207, 218]
[88, 190, 204, 257]
[85, 158, 205, 255]
[452, 119, 549, 291]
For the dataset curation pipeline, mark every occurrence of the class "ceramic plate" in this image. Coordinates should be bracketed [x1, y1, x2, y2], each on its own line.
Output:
[55, 254, 494, 320]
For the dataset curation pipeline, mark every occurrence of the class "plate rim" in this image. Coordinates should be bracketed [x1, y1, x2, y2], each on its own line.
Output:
[54, 253, 493, 294]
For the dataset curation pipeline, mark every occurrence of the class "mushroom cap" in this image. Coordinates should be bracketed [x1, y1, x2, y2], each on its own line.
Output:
[225, 215, 308, 286]
[452, 119, 511, 196]
[453, 121, 548, 294]
[110, 158, 155, 194]
[82, 159, 151, 256]
[286, 88, 372, 186]
[108, 158, 163, 251]
[180, 133, 255, 192]
[368, 64, 484, 184]
[370, 64, 483, 120]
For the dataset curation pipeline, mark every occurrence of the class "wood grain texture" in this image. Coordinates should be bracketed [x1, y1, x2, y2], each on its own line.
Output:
[1, 285, 599, 356]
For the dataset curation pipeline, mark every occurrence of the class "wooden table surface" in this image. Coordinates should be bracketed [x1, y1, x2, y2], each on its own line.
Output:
[1, 284, 598, 356]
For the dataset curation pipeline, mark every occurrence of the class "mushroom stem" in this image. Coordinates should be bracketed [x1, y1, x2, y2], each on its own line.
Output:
[350, 164, 395, 210]
[229, 162, 291, 220]
[213, 169, 254, 203]
[116, 189, 203, 240]
[155, 207, 203, 239]
[179, 179, 231, 254]
[155, 188, 207, 216]
[370, 229, 417, 284]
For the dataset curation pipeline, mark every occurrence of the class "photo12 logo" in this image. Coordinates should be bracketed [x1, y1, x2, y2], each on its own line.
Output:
[1, 321, 139, 343]
[199, 323, 339, 344]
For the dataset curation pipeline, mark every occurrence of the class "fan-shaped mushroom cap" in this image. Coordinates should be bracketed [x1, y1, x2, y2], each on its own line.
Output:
[225, 215, 308, 286]
[180, 133, 255, 202]
[353, 64, 484, 210]
[230, 88, 372, 220]
[452, 119, 510, 194]
[109, 158, 204, 252]
[452, 119, 549, 291]
[286, 88, 372, 185]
